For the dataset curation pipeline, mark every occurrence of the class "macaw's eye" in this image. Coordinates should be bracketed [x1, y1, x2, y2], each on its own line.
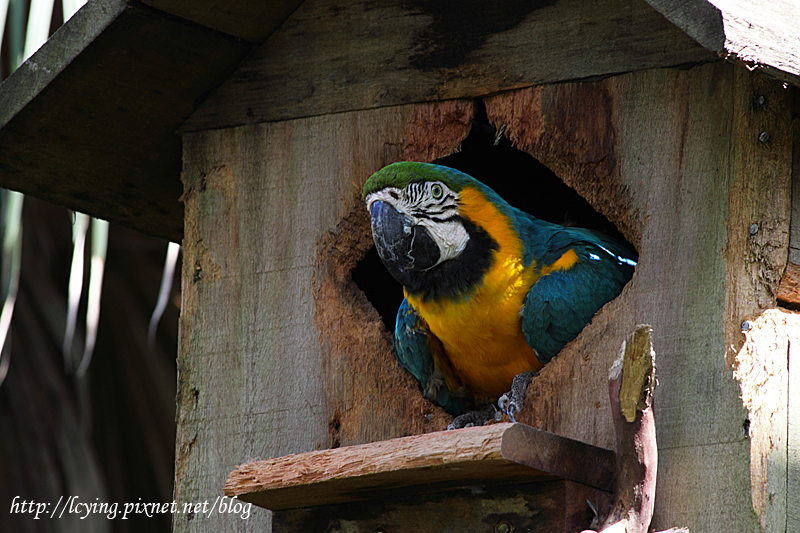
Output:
[431, 183, 443, 199]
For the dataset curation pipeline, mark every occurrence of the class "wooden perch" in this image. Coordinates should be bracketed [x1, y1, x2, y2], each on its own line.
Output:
[582, 325, 688, 533]
[225, 423, 614, 512]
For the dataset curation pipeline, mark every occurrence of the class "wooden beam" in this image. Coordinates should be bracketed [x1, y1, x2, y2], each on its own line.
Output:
[224, 423, 614, 511]
[181, 0, 717, 132]
[142, 0, 304, 42]
[778, 99, 800, 305]
[0, 1, 252, 242]
[645, 0, 800, 88]
[642, 0, 725, 54]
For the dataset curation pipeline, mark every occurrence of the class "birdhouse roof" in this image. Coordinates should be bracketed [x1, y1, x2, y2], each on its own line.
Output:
[0, 0, 796, 242]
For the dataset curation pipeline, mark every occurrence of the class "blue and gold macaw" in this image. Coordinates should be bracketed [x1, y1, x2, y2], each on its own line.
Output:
[363, 162, 636, 422]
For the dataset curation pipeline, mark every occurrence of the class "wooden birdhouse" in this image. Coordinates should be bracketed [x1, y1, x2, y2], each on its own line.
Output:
[1, 0, 799, 531]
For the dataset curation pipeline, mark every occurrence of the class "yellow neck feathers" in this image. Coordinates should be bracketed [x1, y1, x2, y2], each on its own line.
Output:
[405, 186, 543, 399]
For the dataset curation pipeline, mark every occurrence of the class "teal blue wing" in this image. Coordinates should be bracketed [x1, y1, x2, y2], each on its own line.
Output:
[394, 298, 472, 415]
[521, 228, 636, 364]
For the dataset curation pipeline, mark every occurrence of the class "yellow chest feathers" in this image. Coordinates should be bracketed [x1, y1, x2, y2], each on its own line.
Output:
[405, 187, 543, 399]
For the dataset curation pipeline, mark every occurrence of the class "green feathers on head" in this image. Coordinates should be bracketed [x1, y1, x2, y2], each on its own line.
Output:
[362, 162, 474, 199]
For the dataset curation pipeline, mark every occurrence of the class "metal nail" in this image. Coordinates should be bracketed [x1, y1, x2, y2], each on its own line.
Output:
[493, 520, 514, 533]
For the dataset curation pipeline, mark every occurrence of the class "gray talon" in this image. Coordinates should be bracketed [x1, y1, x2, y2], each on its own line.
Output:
[500, 370, 539, 422]
[507, 401, 518, 423]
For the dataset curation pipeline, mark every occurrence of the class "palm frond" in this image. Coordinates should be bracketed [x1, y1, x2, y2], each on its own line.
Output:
[22, 0, 54, 61]
[76, 218, 108, 378]
[149, 241, 180, 348]
[63, 211, 89, 372]
[0, 191, 23, 387]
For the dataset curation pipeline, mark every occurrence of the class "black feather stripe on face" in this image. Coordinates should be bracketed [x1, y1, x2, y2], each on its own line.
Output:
[403, 217, 498, 303]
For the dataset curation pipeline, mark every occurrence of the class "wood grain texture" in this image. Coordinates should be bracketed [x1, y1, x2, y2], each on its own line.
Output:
[724, 66, 793, 364]
[788, 334, 800, 532]
[224, 423, 546, 510]
[224, 423, 616, 512]
[181, 0, 716, 132]
[733, 309, 800, 532]
[791, 107, 800, 265]
[643, 0, 725, 53]
[500, 423, 615, 492]
[779, 111, 800, 304]
[483, 61, 790, 531]
[712, 0, 800, 88]
[176, 102, 471, 532]
[594, 326, 657, 533]
[0, 0, 251, 242]
[645, 0, 800, 88]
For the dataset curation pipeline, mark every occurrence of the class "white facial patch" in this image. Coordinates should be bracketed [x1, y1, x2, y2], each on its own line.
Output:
[366, 183, 470, 270]
[415, 218, 468, 265]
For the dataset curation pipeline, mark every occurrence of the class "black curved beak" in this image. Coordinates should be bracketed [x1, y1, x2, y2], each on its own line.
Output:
[369, 201, 440, 285]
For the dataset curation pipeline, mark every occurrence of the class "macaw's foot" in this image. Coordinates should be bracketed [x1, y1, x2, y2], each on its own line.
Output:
[447, 404, 502, 430]
[498, 370, 539, 423]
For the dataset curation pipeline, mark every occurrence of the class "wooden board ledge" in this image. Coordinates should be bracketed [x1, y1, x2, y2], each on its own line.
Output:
[225, 423, 615, 511]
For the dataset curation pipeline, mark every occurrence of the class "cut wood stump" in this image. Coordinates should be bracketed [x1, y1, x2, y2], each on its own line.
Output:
[582, 325, 688, 533]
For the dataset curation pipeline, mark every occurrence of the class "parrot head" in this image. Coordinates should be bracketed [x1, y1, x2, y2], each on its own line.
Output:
[362, 162, 499, 298]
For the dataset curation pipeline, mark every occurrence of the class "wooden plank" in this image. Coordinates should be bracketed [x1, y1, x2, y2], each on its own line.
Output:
[788, 335, 800, 531]
[224, 423, 614, 511]
[142, 0, 304, 41]
[272, 479, 605, 533]
[732, 310, 800, 532]
[224, 423, 542, 510]
[643, 0, 725, 54]
[645, 0, 800, 88]
[481, 61, 789, 531]
[725, 64, 793, 358]
[790, 96, 800, 532]
[791, 97, 800, 265]
[0, 1, 251, 242]
[779, 105, 800, 304]
[175, 103, 463, 532]
[500, 423, 615, 492]
[181, 0, 717, 132]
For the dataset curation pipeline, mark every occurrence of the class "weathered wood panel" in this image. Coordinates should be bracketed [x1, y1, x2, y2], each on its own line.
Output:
[483, 61, 791, 530]
[789, 331, 800, 532]
[723, 66, 794, 532]
[644, 0, 800, 88]
[0, 0, 252, 242]
[177, 62, 792, 532]
[778, 108, 800, 305]
[176, 103, 471, 532]
[733, 310, 800, 532]
[181, 0, 717, 133]
[224, 424, 551, 511]
[224, 423, 614, 511]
